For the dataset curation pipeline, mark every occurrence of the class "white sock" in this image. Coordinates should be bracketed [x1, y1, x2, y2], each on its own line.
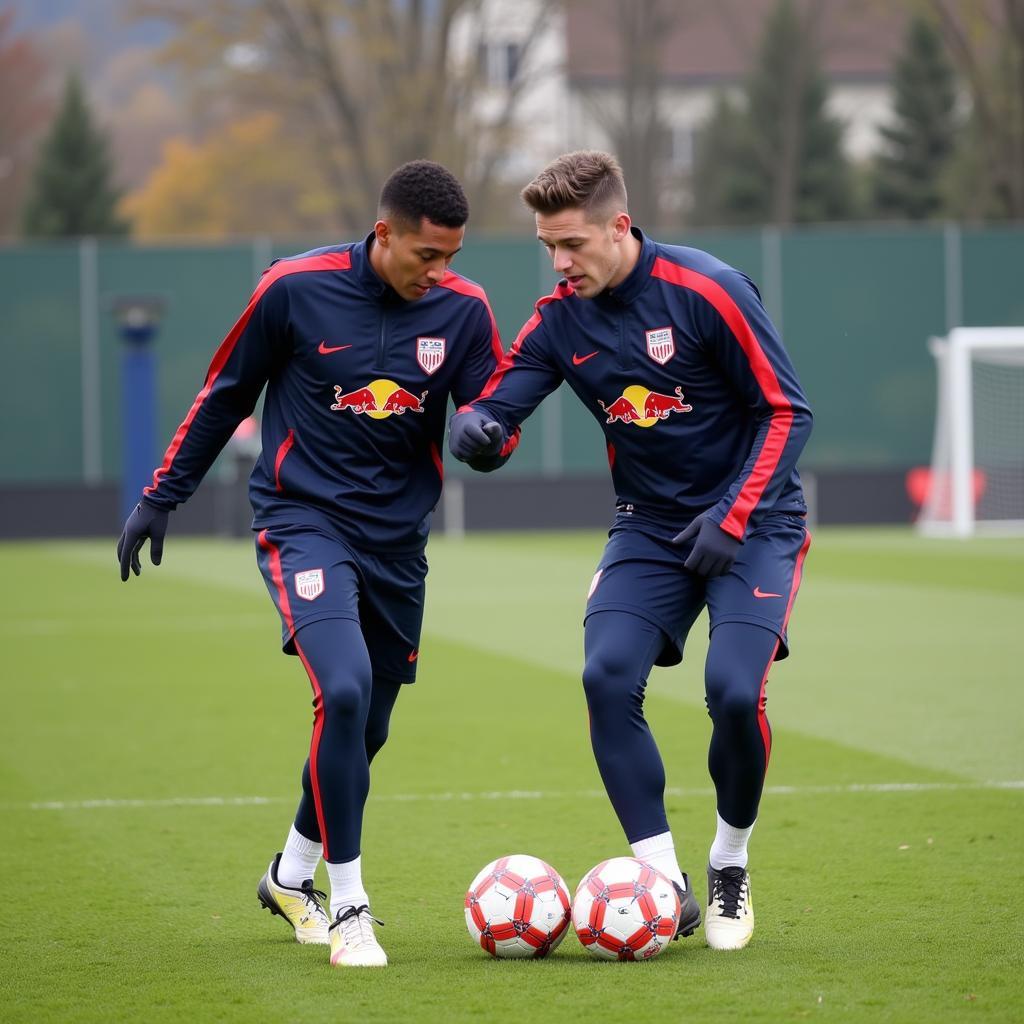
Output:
[631, 831, 686, 889]
[277, 825, 322, 888]
[709, 812, 754, 870]
[327, 855, 369, 920]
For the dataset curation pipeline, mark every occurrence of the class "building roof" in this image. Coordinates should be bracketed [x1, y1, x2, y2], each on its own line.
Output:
[566, 0, 907, 86]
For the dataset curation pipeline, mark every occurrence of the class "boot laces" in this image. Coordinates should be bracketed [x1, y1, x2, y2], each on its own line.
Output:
[711, 867, 748, 920]
[298, 880, 329, 924]
[332, 904, 384, 949]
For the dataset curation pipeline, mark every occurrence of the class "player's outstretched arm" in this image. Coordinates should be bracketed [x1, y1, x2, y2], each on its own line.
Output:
[672, 512, 741, 578]
[115, 269, 289, 582]
[449, 409, 506, 471]
[117, 500, 170, 581]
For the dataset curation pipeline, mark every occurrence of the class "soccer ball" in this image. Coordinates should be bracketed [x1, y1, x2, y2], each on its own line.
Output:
[464, 854, 572, 959]
[572, 856, 680, 961]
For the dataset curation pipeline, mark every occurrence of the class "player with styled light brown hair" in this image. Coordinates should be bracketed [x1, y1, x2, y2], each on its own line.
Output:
[452, 150, 813, 951]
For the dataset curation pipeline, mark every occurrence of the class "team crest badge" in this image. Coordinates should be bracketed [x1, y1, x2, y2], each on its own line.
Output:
[416, 336, 446, 375]
[295, 569, 324, 601]
[645, 327, 675, 365]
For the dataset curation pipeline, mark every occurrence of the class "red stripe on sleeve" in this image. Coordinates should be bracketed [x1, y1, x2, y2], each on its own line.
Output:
[438, 272, 504, 363]
[650, 257, 793, 538]
[471, 281, 572, 405]
[498, 427, 521, 458]
[145, 251, 352, 497]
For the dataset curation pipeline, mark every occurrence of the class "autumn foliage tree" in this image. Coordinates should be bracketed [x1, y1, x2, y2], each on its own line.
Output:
[123, 112, 330, 238]
[133, 0, 556, 233]
[0, 13, 51, 237]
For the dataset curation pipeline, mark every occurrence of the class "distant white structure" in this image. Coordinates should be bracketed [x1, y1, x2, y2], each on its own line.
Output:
[458, 0, 903, 192]
[449, 0, 568, 185]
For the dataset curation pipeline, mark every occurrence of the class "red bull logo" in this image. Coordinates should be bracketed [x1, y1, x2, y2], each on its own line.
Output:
[598, 385, 692, 428]
[331, 379, 427, 419]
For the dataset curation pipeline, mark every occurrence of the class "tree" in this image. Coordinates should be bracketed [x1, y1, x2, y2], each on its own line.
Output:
[691, 0, 854, 227]
[580, 0, 681, 228]
[690, 93, 760, 226]
[134, 0, 557, 233]
[0, 13, 51, 236]
[872, 14, 960, 220]
[928, 0, 1024, 219]
[21, 73, 127, 237]
[123, 112, 332, 238]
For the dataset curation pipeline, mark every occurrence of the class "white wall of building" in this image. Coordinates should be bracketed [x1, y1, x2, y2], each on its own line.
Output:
[454, 2, 894, 192]
[828, 83, 894, 161]
[450, 0, 568, 182]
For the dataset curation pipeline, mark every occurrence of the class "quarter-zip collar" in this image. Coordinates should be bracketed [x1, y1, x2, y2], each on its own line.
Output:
[351, 232, 402, 303]
[600, 227, 656, 308]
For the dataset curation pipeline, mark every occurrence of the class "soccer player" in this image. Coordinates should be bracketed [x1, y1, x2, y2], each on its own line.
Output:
[117, 161, 510, 968]
[450, 151, 812, 951]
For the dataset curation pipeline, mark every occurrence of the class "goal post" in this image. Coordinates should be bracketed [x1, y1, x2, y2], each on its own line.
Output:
[917, 327, 1024, 538]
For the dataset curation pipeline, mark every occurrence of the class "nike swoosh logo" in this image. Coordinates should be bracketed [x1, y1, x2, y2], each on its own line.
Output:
[753, 587, 783, 599]
[572, 351, 599, 366]
[318, 341, 352, 355]
[407, 649, 419, 663]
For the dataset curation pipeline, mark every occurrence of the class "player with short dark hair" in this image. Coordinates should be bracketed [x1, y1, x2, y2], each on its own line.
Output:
[451, 150, 812, 952]
[118, 159, 512, 968]
[378, 160, 469, 228]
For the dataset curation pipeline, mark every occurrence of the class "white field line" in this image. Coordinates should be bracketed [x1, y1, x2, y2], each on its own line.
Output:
[10, 780, 1023, 812]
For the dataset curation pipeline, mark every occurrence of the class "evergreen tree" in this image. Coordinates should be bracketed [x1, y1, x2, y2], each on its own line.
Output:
[936, 3, 1024, 221]
[21, 73, 127, 237]
[691, 93, 760, 226]
[691, 0, 853, 226]
[872, 15, 959, 220]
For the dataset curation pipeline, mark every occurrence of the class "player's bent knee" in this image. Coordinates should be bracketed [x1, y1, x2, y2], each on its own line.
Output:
[704, 665, 762, 719]
[705, 622, 780, 719]
[582, 653, 642, 711]
[706, 685, 761, 720]
[318, 672, 372, 725]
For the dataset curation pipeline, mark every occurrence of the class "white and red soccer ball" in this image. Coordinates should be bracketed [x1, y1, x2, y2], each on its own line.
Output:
[464, 854, 572, 959]
[571, 856, 680, 961]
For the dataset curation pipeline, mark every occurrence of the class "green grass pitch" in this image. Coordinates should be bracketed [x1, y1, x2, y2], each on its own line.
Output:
[2, 528, 1022, 1022]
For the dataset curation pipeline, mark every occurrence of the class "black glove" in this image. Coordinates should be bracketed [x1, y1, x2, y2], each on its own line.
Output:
[117, 501, 169, 582]
[672, 513, 741, 578]
[449, 410, 504, 462]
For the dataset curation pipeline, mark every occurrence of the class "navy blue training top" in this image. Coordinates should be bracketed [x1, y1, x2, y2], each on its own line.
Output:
[466, 229, 813, 541]
[143, 235, 504, 555]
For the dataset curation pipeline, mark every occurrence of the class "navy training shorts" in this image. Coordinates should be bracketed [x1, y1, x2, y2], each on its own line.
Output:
[584, 510, 811, 667]
[255, 523, 427, 684]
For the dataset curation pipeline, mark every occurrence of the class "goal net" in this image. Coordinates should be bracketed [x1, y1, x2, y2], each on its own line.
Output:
[917, 327, 1024, 537]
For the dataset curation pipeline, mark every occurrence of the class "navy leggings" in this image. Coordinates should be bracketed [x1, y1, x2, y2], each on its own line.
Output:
[288, 618, 403, 863]
[583, 611, 780, 841]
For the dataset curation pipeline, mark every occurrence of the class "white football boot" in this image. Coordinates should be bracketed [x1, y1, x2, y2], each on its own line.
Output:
[329, 905, 388, 968]
[257, 853, 330, 944]
[705, 864, 754, 950]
